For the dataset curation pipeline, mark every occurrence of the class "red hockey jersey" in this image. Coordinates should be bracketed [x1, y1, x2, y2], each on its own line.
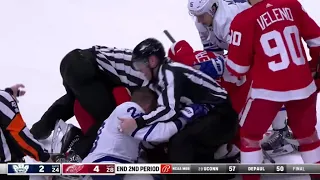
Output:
[226, 0, 320, 102]
[168, 40, 251, 113]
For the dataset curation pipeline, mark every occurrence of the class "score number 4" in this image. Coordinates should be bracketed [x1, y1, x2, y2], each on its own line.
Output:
[93, 165, 100, 172]
[93, 165, 114, 173]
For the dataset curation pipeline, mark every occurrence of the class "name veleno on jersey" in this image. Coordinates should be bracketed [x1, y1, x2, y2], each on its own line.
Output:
[257, 7, 294, 30]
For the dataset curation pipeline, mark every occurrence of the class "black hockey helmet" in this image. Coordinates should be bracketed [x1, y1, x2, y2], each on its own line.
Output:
[131, 38, 166, 71]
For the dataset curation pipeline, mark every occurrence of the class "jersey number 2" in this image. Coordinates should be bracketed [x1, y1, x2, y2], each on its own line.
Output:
[127, 107, 143, 118]
[260, 25, 306, 72]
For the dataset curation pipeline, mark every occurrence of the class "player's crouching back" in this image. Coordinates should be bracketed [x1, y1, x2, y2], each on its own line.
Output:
[82, 87, 158, 180]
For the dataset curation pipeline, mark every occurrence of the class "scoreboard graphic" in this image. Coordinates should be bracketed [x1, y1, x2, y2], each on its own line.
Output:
[62, 163, 115, 175]
[3, 163, 320, 175]
[7, 163, 60, 175]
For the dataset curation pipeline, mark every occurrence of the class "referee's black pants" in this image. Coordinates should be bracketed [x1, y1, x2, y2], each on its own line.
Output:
[167, 103, 238, 180]
[59, 49, 119, 158]
[30, 49, 120, 159]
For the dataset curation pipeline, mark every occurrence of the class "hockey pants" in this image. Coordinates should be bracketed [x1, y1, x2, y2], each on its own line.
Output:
[59, 49, 120, 158]
[74, 87, 131, 135]
[239, 92, 320, 180]
[167, 103, 238, 180]
[31, 49, 131, 158]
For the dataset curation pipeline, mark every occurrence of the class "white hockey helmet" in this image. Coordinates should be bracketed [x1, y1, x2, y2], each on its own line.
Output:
[188, 0, 219, 17]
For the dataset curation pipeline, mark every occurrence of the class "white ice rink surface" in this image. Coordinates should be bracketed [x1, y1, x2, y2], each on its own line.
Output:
[1, 0, 320, 180]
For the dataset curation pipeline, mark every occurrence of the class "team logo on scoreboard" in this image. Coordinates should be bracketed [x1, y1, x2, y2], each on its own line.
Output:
[13, 164, 29, 173]
[65, 164, 84, 173]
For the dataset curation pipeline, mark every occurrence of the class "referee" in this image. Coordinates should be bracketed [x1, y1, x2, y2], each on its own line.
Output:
[119, 38, 238, 180]
[30, 46, 149, 161]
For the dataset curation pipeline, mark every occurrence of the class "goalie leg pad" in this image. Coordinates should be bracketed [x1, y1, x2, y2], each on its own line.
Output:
[51, 120, 83, 153]
[60, 126, 83, 153]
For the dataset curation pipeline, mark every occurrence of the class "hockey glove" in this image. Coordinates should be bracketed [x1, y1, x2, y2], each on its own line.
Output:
[180, 104, 210, 123]
[195, 56, 225, 79]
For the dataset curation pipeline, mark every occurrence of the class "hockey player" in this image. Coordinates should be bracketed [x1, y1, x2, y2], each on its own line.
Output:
[188, 0, 250, 53]
[226, 0, 320, 179]
[168, 40, 248, 115]
[167, 40, 298, 160]
[188, 0, 291, 154]
[167, 40, 246, 157]
[168, 40, 296, 158]
[0, 84, 55, 180]
[83, 87, 208, 180]
[119, 38, 238, 180]
[30, 46, 148, 162]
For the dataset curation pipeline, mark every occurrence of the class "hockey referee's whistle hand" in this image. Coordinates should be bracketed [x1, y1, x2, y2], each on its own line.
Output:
[118, 117, 137, 134]
[10, 84, 26, 97]
[5, 84, 26, 103]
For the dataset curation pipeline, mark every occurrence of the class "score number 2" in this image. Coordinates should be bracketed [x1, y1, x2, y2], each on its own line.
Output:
[39, 165, 44, 172]
[39, 165, 59, 173]
[260, 25, 306, 72]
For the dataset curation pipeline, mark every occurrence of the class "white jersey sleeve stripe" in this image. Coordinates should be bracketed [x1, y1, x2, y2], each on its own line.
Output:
[226, 57, 250, 74]
[305, 37, 320, 47]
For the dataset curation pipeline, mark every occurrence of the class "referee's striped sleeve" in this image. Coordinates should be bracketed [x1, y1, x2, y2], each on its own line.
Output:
[0, 91, 50, 162]
[135, 67, 180, 128]
[94, 46, 149, 87]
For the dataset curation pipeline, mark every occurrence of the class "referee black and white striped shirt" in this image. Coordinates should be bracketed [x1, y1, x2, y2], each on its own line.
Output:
[93, 46, 149, 89]
[135, 60, 228, 128]
[36, 46, 149, 131]
[0, 90, 50, 162]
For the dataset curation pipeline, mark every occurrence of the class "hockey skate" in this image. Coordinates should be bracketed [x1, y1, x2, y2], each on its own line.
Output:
[261, 126, 298, 161]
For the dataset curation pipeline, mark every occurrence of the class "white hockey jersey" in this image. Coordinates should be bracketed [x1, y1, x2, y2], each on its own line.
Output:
[82, 102, 187, 163]
[196, 0, 250, 53]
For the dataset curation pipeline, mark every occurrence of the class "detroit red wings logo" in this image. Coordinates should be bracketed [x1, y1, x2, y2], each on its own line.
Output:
[65, 164, 84, 173]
